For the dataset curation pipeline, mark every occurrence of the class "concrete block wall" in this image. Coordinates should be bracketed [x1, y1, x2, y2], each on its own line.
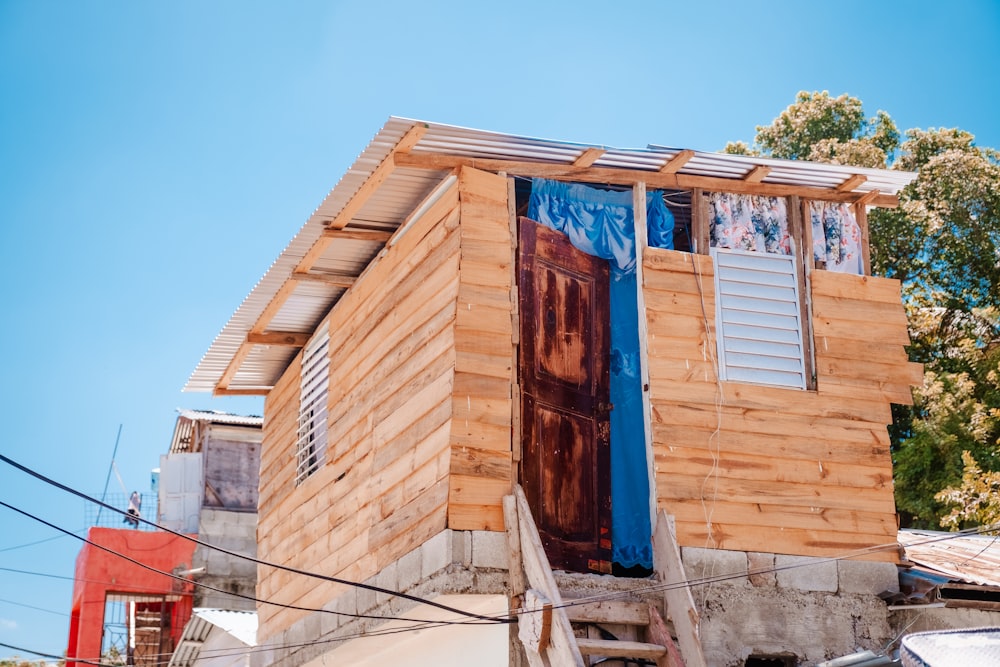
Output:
[193, 508, 258, 610]
[680, 547, 900, 666]
[256, 529, 510, 667]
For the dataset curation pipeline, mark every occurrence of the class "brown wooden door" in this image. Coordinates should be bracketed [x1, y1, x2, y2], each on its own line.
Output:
[518, 217, 612, 574]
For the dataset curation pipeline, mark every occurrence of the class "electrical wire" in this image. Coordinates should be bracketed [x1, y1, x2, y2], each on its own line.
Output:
[0, 641, 105, 667]
[0, 453, 510, 625]
[0, 596, 69, 617]
[0, 529, 81, 552]
[0, 499, 500, 627]
[60, 614, 485, 667]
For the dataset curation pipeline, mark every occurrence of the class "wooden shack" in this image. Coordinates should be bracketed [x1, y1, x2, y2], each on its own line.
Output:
[187, 118, 922, 666]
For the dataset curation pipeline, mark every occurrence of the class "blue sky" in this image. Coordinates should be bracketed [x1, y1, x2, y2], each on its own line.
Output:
[1, 0, 998, 660]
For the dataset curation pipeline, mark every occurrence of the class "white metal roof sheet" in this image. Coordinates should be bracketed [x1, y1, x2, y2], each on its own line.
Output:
[186, 116, 918, 394]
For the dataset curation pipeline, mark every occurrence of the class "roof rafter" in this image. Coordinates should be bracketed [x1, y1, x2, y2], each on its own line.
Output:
[744, 165, 771, 183]
[246, 331, 312, 346]
[837, 174, 867, 192]
[213, 124, 427, 394]
[660, 149, 694, 174]
[292, 270, 356, 287]
[573, 148, 605, 167]
[393, 151, 900, 208]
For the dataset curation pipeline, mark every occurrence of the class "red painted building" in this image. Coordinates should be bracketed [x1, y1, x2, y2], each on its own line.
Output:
[65, 527, 196, 667]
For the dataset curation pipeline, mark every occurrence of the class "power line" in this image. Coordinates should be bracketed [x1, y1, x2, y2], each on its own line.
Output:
[0, 640, 102, 667]
[0, 498, 500, 628]
[0, 529, 81, 553]
[57, 614, 484, 667]
[0, 453, 510, 625]
[0, 596, 69, 617]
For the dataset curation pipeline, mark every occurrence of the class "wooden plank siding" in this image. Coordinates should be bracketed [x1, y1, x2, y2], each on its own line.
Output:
[643, 248, 919, 562]
[254, 167, 516, 639]
[448, 167, 516, 531]
[255, 180, 463, 636]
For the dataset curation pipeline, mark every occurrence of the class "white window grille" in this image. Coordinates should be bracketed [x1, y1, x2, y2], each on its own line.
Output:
[712, 248, 806, 390]
[296, 322, 330, 484]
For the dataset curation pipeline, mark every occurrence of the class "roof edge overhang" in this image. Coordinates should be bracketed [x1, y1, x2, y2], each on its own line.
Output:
[185, 116, 919, 395]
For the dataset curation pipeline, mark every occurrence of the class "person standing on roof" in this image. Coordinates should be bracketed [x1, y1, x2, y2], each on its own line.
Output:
[124, 491, 141, 527]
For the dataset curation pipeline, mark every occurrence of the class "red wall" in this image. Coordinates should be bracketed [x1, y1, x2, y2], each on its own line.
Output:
[65, 527, 197, 667]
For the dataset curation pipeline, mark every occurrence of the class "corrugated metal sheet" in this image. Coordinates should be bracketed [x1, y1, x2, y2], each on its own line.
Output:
[175, 409, 264, 426]
[169, 608, 257, 667]
[185, 117, 918, 394]
[899, 530, 1000, 588]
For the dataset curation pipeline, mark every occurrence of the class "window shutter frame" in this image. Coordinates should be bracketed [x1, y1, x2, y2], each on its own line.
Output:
[295, 322, 330, 484]
[711, 248, 807, 390]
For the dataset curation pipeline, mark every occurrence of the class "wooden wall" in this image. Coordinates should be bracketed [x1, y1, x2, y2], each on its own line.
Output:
[448, 167, 515, 531]
[256, 178, 463, 635]
[644, 248, 922, 562]
[255, 166, 516, 639]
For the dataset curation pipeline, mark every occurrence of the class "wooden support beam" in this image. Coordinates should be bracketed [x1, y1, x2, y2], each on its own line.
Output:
[246, 331, 311, 346]
[743, 165, 771, 183]
[660, 149, 694, 174]
[788, 195, 815, 390]
[836, 174, 867, 192]
[213, 387, 271, 396]
[854, 189, 881, 207]
[691, 189, 709, 255]
[573, 147, 605, 167]
[512, 487, 585, 667]
[320, 228, 394, 243]
[297, 123, 427, 273]
[647, 604, 686, 667]
[216, 278, 299, 392]
[855, 200, 873, 276]
[393, 151, 901, 208]
[214, 123, 428, 394]
[292, 270, 356, 288]
[653, 511, 707, 667]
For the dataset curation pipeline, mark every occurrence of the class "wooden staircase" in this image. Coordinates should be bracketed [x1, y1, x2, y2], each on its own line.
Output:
[566, 597, 678, 666]
[504, 486, 707, 667]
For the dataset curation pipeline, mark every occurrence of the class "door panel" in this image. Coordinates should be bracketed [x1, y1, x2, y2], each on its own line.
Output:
[519, 217, 611, 573]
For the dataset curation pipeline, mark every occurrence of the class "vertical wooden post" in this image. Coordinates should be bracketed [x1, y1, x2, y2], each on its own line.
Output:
[633, 182, 658, 533]
[690, 188, 709, 254]
[855, 201, 872, 276]
[789, 196, 815, 390]
[508, 176, 522, 472]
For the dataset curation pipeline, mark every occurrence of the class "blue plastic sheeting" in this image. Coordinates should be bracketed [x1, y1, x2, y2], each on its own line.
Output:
[528, 178, 674, 570]
[528, 178, 674, 274]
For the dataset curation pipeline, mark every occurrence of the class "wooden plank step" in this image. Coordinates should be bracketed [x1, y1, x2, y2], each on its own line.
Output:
[564, 599, 650, 625]
[576, 638, 667, 661]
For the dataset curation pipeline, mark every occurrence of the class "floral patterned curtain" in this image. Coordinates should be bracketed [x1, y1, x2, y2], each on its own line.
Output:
[810, 201, 863, 274]
[709, 192, 790, 255]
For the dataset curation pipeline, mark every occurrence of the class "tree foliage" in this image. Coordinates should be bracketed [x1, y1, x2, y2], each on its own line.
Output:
[937, 451, 1000, 530]
[729, 91, 1000, 528]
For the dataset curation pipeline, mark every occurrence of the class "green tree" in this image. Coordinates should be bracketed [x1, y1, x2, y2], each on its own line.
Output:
[727, 91, 1000, 528]
[937, 450, 1000, 530]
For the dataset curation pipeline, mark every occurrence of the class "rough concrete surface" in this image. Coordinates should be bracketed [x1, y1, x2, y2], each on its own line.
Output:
[694, 584, 893, 666]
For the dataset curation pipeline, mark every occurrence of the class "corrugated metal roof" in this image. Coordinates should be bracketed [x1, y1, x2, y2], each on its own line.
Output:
[186, 117, 919, 394]
[169, 609, 257, 667]
[176, 409, 264, 426]
[898, 530, 1000, 588]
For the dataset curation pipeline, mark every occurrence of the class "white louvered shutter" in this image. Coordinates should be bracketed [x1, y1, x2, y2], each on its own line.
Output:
[296, 322, 330, 484]
[712, 248, 806, 390]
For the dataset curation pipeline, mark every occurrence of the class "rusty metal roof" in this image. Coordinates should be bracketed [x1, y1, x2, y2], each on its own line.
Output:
[185, 116, 918, 394]
[898, 530, 1000, 588]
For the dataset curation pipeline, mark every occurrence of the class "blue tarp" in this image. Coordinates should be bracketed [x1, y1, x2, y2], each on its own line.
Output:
[528, 178, 674, 570]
